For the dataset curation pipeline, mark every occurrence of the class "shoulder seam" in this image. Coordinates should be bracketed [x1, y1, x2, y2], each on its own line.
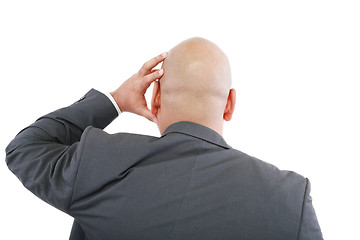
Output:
[296, 178, 309, 240]
[67, 126, 92, 212]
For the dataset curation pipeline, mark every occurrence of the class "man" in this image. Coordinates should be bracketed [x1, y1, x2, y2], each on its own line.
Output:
[6, 37, 323, 239]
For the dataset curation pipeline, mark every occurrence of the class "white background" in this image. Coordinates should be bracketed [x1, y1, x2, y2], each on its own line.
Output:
[1, 1, 359, 239]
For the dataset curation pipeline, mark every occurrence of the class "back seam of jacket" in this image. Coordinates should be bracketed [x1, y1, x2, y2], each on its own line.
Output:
[169, 139, 204, 240]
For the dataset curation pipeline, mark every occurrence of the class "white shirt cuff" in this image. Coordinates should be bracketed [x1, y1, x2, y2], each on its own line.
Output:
[102, 91, 122, 116]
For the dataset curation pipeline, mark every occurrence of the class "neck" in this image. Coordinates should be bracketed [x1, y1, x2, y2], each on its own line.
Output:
[158, 116, 224, 136]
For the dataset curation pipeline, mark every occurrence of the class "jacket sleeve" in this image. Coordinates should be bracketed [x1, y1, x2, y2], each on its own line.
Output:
[5, 89, 118, 213]
[297, 179, 324, 240]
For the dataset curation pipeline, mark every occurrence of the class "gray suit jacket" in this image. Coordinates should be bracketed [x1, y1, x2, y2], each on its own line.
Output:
[6, 89, 323, 240]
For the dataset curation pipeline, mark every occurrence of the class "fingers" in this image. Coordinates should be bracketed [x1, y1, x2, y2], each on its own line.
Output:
[139, 107, 157, 123]
[118, 52, 166, 123]
[143, 69, 164, 86]
[140, 52, 167, 75]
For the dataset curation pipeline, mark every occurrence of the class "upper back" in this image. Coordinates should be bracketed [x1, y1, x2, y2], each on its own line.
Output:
[70, 123, 306, 240]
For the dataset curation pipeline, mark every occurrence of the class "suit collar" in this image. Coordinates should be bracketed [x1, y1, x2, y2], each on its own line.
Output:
[161, 121, 231, 149]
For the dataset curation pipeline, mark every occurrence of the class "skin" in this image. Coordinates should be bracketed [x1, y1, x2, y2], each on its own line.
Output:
[111, 37, 236, 135]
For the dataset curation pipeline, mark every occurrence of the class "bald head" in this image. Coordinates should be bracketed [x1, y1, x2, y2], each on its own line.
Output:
[161, 37, 231, 97]
[151, 37, 235, 135]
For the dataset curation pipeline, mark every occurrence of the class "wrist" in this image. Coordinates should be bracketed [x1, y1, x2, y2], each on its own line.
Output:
[102, 91, 121, 116]
[110, 90, 125, 113]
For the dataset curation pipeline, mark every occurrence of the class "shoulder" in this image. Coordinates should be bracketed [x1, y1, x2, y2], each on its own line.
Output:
[70, 127, 160, 202]
[77, 126, 160, 164]
[80, 126, 159, 146]
[228, 148, 307, 187]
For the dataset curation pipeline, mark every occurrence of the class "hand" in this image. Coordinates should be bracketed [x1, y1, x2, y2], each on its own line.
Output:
[111, 52, 167, 122]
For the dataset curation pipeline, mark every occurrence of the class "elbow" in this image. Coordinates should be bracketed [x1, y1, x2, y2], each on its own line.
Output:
[5, 135, 29, 177]
[5, 139, 19, 173]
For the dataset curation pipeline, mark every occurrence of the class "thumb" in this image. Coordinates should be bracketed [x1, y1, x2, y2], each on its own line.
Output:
[139, 107, 157, 123]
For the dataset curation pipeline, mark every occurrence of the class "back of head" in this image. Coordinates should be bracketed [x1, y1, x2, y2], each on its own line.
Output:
[152, 37, 234, 134]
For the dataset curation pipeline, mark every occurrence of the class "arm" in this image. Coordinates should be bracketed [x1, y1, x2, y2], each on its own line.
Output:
[5, 52, 167, 213]
[297, 179, 324, 240]
[5, 89, 118, 212]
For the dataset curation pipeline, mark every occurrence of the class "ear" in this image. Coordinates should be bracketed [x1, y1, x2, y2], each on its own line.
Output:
[223, 88, 236, 121]
[151, 80, 161, 117]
